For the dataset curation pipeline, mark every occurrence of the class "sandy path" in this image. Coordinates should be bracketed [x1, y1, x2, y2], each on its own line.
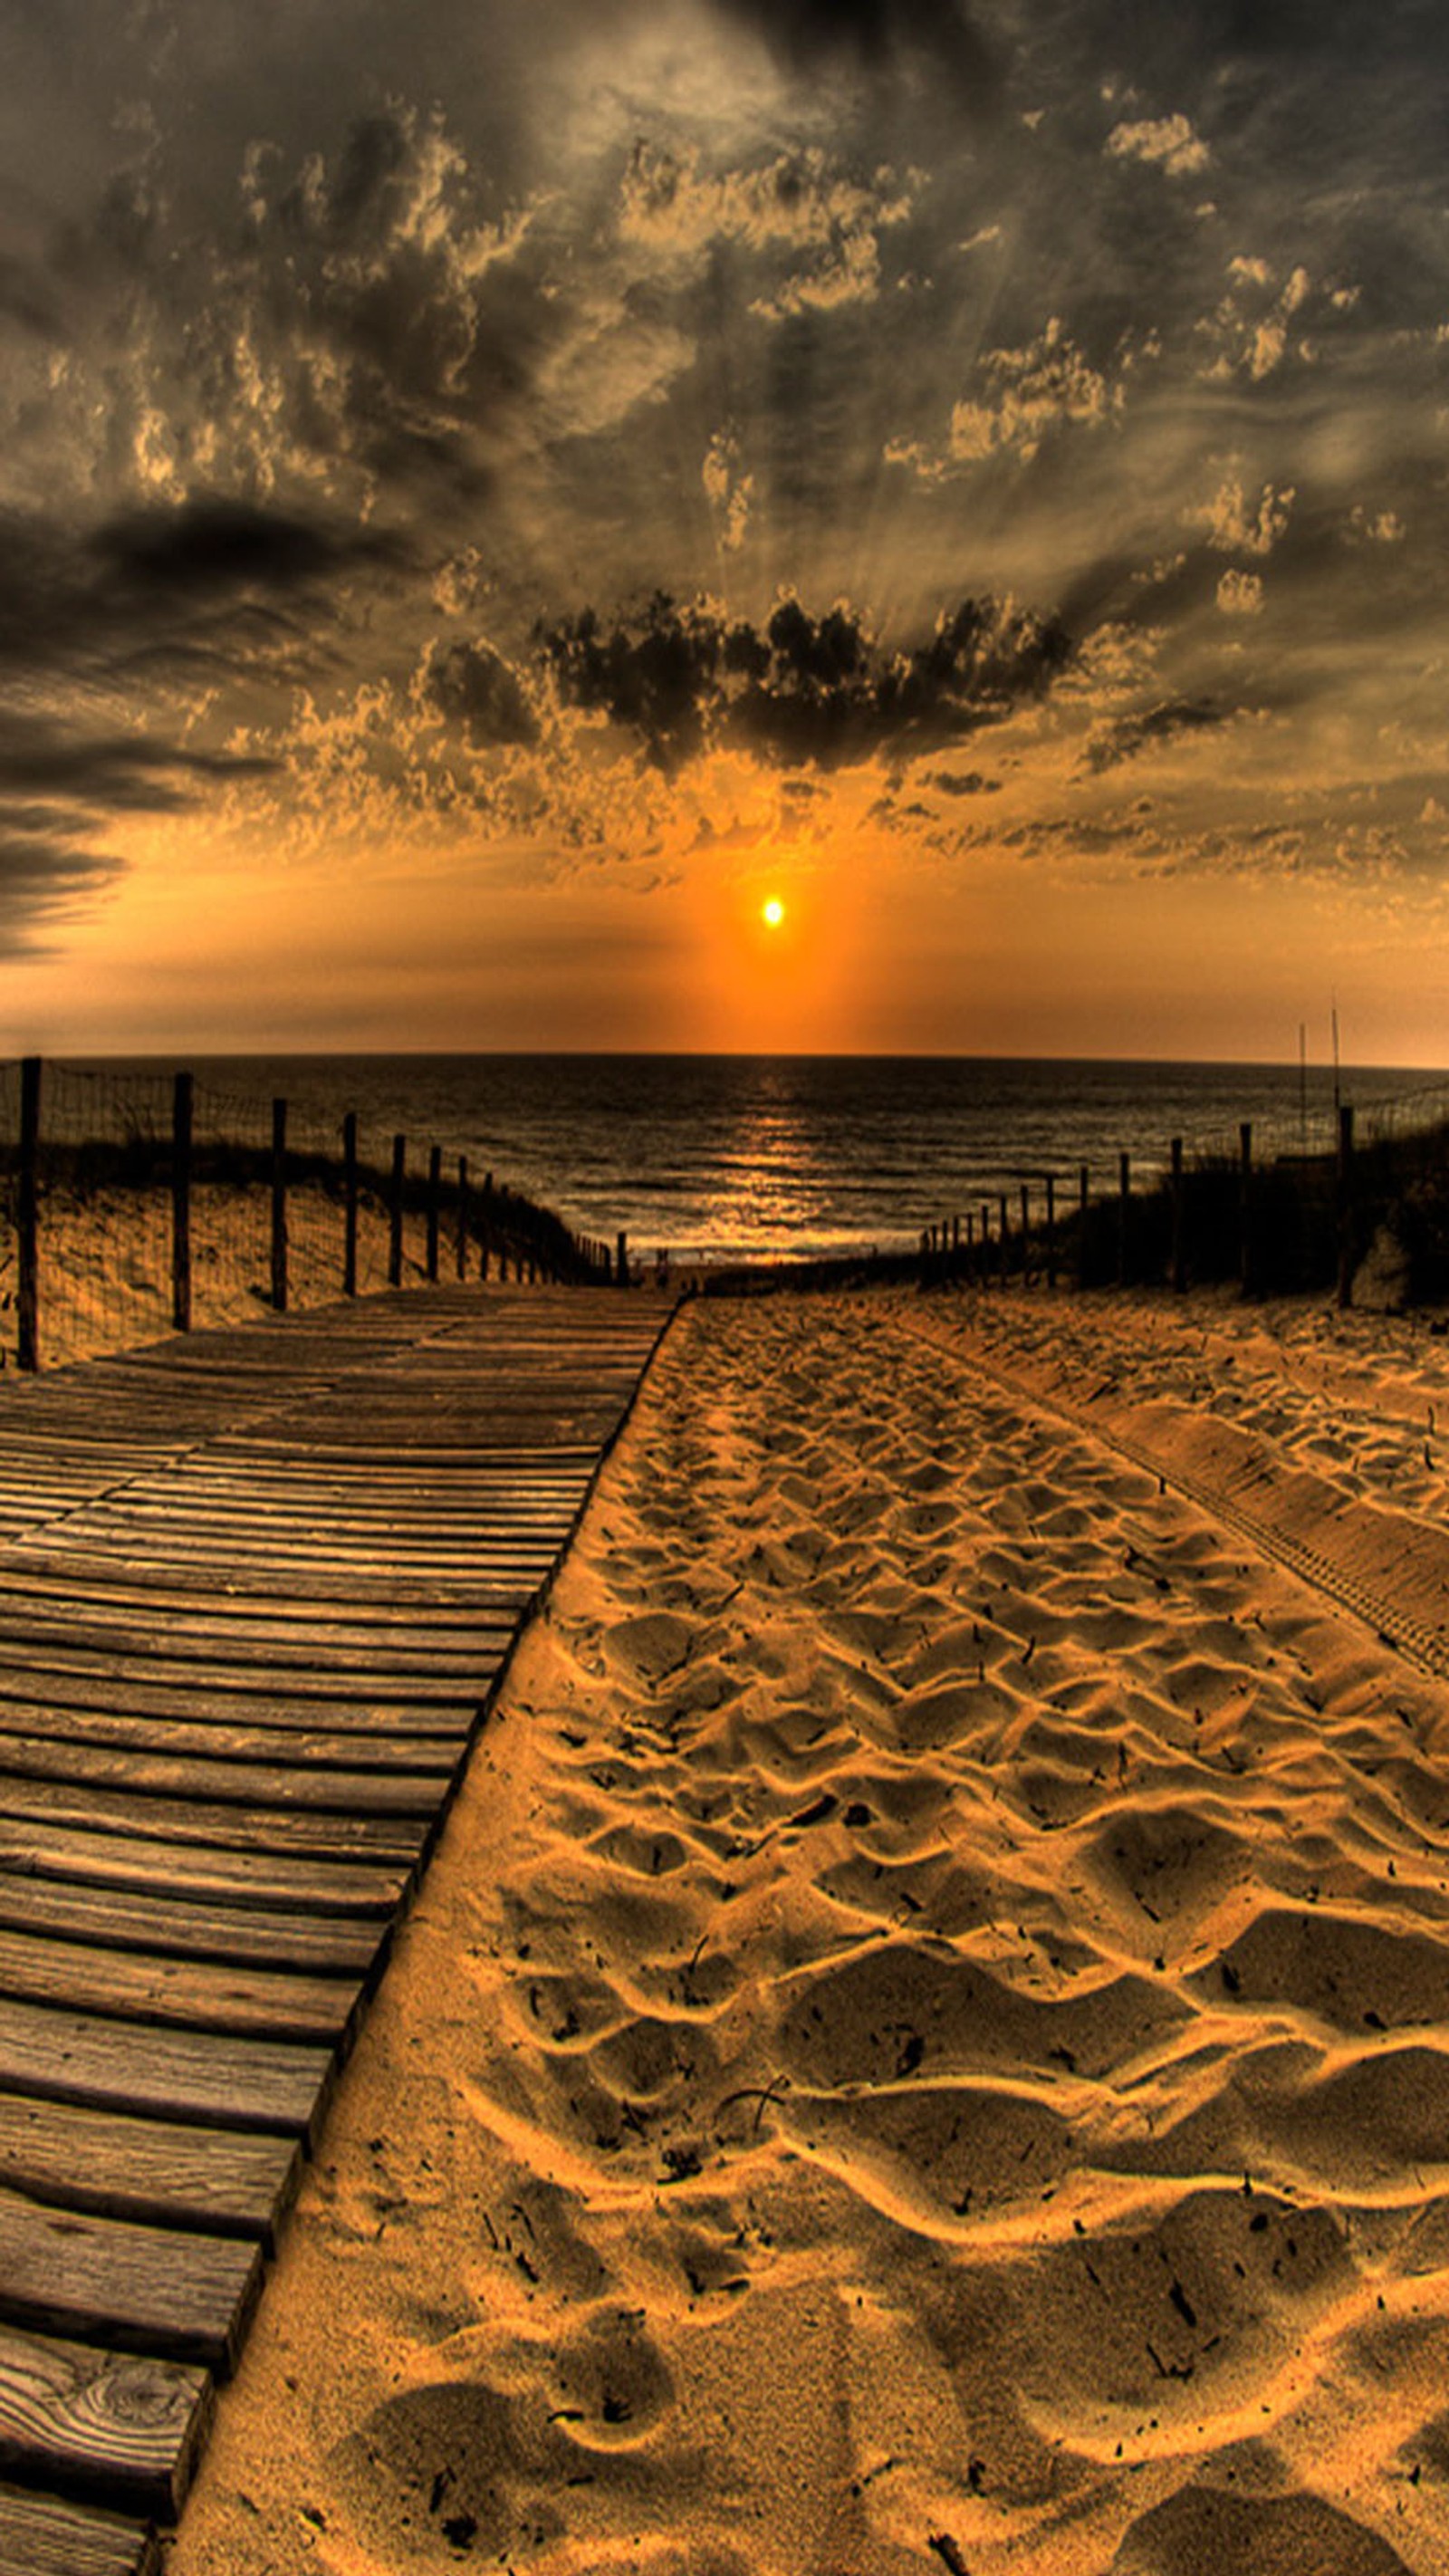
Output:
[165, 1291, 1449, 2576]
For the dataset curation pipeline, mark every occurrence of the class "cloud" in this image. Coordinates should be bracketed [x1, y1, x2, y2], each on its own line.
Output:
[0, 829, 121, 954]
[951, 320, 1122, 461]
[92, 498, 397, 598]
[537, 586, 1072, 774]
[702, 429, 753, 553]
[619, 140, 915, 320]
[1202, 257, 1313, 382]
[1105, 113, 1210, 178]
[424, 639, 539, 746]
[1216, 568, 1264, 615]
[1189, 476, 1294, 557]
[705, 0, 996, 96]
[1086, 698, 1234, 772]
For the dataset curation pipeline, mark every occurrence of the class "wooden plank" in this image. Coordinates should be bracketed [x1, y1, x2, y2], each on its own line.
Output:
[0, 1551, 563, 1607]
[0, 2184, 261, 2372]
[0, 1815, 407, 1915]
[0, 2094, 299, 2241]
[0, 1731, 446, 1819]
[0, 1773, 426, 1866]
[0, 1700, 459, 1775]
[0, 1926, 364, 2046]
[0, 1607, 519, 1675]
[0, 2322, 210, 2517]
[0, 2477, 158, 2576]
[0, 1875, 381, 1976]
[0, 1994, 332, 2140]
[0, 1667, 476, 1736]
[0, 1639, 501, 1703]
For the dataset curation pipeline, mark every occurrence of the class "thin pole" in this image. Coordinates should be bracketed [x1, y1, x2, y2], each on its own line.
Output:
[479, 1172, 493, 1282]
[1118, 1150, 1131, 1289]
[426, 1145, 442, 1283]
[342, 1112, 359, 1298]
[389, 1134, 406, 1288]
[270, 1097, 288, 1314]
[1078, 1163, 1089, 1291]
[1239, 1120, 1253, 1300]
[171, 1070, 193, 1333]
[16, 1056, 40, 1373]
[1045, 1173, 1057, 1289]
[1337, 1101, 1355, 1309]
[456, 1155, 469, 1281]
[1169, 1136, 1185, 1293]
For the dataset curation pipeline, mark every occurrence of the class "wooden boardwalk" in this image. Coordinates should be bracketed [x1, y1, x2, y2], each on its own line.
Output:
[0, 1285, 670, 2576]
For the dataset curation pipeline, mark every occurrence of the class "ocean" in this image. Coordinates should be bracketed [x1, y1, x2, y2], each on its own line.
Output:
[54, 1053, 1447, 1269]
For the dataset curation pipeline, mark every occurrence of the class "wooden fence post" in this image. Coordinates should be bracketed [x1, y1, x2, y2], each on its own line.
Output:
[16, 1055, 40, 1373]
[271, 1098, 288, 1314]
[426, 1145, 442, 1283]
[456, 1156, 469, 1281]
[479, 1172, 493, 1281]
[1337, 1103, 1355, 1310]
[981, 1203, 991, 1281]
[1118, 1150, 1131, 1288]
[171, 1070, 193, 1333]
[389, 1134, 405, 1288]
[999, 1193, 1009, 1278]
[1238, 1121, 1253, 1300]
[342, 1112, 359, 1298]
[1045, 1173, 1057, 1289]
[617, 1230, 629, 1288]
[1020, 1183, 1031, 1287]
[1078, 1163, 1089, 1290]
[1169, 1136, 1185, 1292]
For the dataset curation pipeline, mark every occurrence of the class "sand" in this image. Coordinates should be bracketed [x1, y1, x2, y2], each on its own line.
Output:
[158, 1282, 1449, 2576]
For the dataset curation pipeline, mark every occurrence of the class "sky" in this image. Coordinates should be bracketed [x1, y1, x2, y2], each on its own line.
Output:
[3, 0, 1449, 1061]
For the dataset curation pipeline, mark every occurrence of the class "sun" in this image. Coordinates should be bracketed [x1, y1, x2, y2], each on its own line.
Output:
[762, 896, 786, 929]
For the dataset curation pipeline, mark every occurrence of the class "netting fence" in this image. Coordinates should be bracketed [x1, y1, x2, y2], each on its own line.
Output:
[0, 1059, 619, 1373]
[914, 1076, 1449, 1308]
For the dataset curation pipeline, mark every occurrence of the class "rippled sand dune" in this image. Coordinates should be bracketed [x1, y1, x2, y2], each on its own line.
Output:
[168, 1286, 1449, 2576]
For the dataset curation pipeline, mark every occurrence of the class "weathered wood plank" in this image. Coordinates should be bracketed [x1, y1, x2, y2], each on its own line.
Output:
[0, 1994, 332, 2140]
[0, 1925, 364, 2046]
[0, 1608, 518, 1675]
[0, 1874, 380, 1975]
[0, 1667, 475, 1735]
[0, 1731, 446, 1819]
[0, 2477, 158, 2576]
[0, 1814, 407, 1915]
[0, 1773, 426, 1865]
[0, 1700, 459, 1774]
[0, 2185, 261, 2371]
[0, 2323, 210, 2517]
[0, 1639, 498, 1704]
[0, 2094, 299, 2242]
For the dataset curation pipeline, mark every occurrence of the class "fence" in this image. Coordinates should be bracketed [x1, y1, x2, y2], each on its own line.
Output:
[916, 1086, 1449, 1310]
[0, 1060, 630, 1372]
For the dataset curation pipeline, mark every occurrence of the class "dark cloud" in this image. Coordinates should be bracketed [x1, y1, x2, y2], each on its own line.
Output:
[0, 719, 273, 808]
[927, 767, 1001, 795]
[1086, 697, 1233, 772]
[709, 0, 997, 94]
[91, 499, 379, 596]
[426, 639, 538, 747]
[0, 709, 273, 948]
[0, 829, 120, 953]
[538, 589, 1072, 773]
[0, 498, 401, 693]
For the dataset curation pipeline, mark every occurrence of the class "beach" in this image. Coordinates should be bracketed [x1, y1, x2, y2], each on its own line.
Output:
[147, 1278, 1449, 2576]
